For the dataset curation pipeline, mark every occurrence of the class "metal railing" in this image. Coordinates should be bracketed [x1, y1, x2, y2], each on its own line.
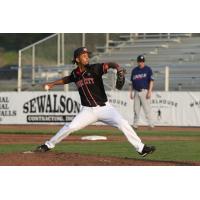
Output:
[17, 33, 195, 92]
[18, 33, 122, 91]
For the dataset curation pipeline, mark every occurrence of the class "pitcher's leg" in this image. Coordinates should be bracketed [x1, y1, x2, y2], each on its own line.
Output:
[45, 107, 98, 149]
[118, 118, 144, 152]
[99, 105, 144, 153]
[133, 91, 141, 128]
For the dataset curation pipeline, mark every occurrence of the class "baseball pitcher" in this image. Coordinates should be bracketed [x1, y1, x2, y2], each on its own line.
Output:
[35, 47, 155, 157]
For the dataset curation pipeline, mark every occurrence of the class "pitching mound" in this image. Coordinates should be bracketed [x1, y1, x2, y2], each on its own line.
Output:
[0, 152, 199, 166]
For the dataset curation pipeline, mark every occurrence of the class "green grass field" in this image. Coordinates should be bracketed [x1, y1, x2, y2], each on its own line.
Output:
[0, 128, 200, 162]
[1, 128, 200, 137]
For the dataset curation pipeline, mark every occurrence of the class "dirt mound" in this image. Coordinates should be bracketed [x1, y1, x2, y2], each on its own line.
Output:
[0, 152, 198, 166]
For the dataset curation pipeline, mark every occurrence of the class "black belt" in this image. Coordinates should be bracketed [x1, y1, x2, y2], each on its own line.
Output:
[98, 103, 106, 107]
[84, 103, 106, 107]
[135, 89, 147, 92]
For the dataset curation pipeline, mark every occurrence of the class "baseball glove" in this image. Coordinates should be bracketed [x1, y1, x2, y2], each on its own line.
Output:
[116, 68, 126, 90]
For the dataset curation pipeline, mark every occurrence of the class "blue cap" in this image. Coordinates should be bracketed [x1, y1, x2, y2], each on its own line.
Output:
[137, 55, 145, 62]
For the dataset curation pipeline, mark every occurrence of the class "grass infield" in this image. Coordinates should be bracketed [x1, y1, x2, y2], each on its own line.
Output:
[0, 128, 200, 162]
[0, 141, 199, 162]
[0, 129, 200, 137]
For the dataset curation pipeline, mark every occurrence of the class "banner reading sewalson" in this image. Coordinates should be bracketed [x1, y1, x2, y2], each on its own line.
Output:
[0, 91, 200, 126]
[0, 91, 132, 125]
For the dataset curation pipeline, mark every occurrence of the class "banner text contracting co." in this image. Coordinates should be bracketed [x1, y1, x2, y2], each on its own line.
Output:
[0, 91, 200, 126]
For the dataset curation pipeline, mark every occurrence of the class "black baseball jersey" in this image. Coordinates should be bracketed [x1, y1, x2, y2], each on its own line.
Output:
[63, 63, 109, 107]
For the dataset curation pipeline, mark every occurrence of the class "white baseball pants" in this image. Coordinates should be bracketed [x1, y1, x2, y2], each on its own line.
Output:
[133, 89, 154, 128]
[45, 102, 144, 153]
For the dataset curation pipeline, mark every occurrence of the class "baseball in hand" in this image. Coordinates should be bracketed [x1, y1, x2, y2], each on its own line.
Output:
[44, 85, 50, 91]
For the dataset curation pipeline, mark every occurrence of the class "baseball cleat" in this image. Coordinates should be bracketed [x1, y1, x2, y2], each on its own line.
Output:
[139, 145, 156, 157]
[34, 144, 50, 153]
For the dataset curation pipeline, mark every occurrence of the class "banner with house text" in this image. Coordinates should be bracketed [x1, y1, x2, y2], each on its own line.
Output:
[0, 91, 200, 126]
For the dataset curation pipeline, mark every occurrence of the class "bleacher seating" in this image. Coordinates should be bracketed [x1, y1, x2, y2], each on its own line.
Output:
[3, 33, 199, 92]
[32, 34, 200, 92]
[91, 34, 200, 91]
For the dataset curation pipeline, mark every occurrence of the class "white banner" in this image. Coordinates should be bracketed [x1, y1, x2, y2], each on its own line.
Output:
[148, 92, 200, 126]
[0, 91, 132, 125]
[0, 91, 200, 126]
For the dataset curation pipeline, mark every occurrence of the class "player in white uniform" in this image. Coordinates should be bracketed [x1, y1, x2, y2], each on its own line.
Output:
[35, 47, 155, 157]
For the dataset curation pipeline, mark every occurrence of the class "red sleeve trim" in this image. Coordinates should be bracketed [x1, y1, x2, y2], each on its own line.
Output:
[103, 63, 109, 74]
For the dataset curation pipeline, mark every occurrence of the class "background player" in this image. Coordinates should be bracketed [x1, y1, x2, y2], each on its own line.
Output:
[35, 47, 155, 157]
[129, 55, 154, 129]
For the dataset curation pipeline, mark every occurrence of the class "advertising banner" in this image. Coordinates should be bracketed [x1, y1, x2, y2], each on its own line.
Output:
[149, 92, 200, 126]
[0, 91, 200, 126]
[0, 91, 133, 125]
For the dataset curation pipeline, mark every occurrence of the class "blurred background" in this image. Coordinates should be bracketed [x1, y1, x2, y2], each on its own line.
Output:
[1, 33, 200, 92]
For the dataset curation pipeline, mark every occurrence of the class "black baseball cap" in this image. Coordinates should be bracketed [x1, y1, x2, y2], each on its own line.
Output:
[72, 47, 90, 64]
[137, 55, 145, 62]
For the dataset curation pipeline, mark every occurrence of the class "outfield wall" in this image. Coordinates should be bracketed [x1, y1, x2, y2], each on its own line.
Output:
[0, 91, 200, 126]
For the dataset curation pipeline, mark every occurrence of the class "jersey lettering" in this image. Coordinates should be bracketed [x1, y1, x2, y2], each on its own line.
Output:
[133, 73, 147, 80]
[76, 78, 94, 88]
[65, 63, 108, 106]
